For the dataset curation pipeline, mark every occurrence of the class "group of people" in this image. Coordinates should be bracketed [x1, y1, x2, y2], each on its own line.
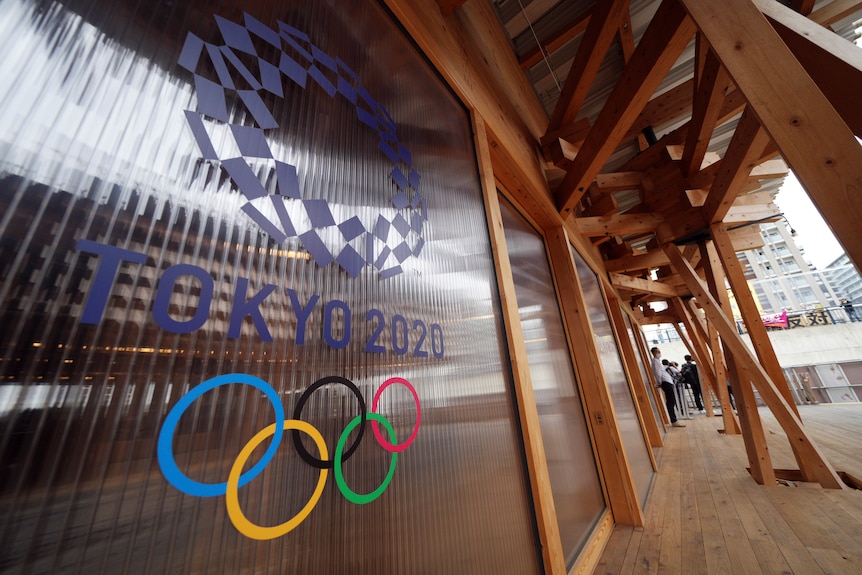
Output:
[650, 347, 705, 427]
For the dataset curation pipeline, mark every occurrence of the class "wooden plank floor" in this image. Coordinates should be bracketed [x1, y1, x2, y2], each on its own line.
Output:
[595, 403, 862, 574]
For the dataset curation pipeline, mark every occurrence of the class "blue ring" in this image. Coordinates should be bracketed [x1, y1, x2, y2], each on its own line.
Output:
[157, 373, 285, 497]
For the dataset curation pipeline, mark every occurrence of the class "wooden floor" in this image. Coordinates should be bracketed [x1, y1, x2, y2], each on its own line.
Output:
[595, 403, 862, 574]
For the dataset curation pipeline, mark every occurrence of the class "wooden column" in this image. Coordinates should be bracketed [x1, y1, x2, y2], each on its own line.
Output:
[700, 240, 776, 485]
[664, 242, 844, 488]
[710, 223, 816, 482]
[546, 227, 645, 526]
[473, 113, 566, 574]
[710, 224, 798, 412]
[608, 297, 664, 448]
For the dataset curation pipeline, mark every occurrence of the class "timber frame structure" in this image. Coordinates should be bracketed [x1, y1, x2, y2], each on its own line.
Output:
[388, 0, 862, 573]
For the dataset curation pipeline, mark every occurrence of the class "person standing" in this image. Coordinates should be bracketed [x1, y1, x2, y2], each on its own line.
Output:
[650, 346, 685, 427]
[680, 355, 705, 412]
[842, 298, 859, 322]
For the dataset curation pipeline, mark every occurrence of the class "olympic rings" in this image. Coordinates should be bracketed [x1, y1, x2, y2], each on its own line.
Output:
[371, 377, 421, 453]
[157, 373, 285, 497]
[226, 420, 328, 540]
[335, 413, 397, 504]
[157, 373, 420, 540]
[291, 375, 366, 469]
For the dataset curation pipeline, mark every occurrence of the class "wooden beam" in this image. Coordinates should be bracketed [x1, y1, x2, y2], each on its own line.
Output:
[576, 213, 664, 236]
[702, 240, 777, 484]
[547, 227, 645, 526]
[695, 300, 743, 434]
[710, 222, 818, 483]
[610, 273, 681, 298]
[385, 0, 554, 228]
[635, 312, 680, 325]
[474, 113, 567, 575]
[627, 78, 694, 140]
[726, 225, 765, 251]
[547, 0, 629, 132]
[541, 118, 592, 166]
[681, 48, 732, 176]
[555, 0, 697, 218]
[810, 0, 862, 27]
[750, 158, 788, 179]
[789, 0, 816, 16]
[618, 6, 636, 63]
[722, 203, 781, 225]
[519, 9, 591, 70]
[666, 241, 844, 488]
[702, 106, 772, 224]
[595, 171, 645, 192]
[605, 250, 670, 273]
[757, 0, 862, 137]
[437, 0, 466, 16]
[681, 0, 862, 284]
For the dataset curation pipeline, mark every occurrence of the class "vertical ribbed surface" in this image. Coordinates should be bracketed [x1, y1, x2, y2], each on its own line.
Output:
[570, 247, 655, 506]
[499, 198, 605, 568]
[0, 0, 542, 573]
[621, 309, 664, 427]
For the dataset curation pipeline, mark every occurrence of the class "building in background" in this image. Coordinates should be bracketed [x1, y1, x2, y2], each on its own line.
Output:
[737, 221, 840, 313]
[824, 253, 862, 305]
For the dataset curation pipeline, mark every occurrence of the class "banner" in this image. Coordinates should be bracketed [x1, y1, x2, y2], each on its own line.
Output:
[761, 310, 789, 328]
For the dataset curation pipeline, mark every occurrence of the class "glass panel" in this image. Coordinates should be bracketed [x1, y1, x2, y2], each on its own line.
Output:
[0, 1, 542, 573]
[499, 197, 605, 567]
[570, 247, 655, 506]
[620, 306, 664, 435]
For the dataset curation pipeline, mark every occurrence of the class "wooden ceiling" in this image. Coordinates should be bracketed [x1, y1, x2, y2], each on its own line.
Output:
[468, 0, 862, 314]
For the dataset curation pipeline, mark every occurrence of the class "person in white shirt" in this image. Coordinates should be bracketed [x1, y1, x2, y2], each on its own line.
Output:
[650, 346, 684, 427]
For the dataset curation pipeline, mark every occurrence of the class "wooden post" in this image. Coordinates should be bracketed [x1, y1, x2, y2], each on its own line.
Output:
[473, 113, 567, 574]
[608, 297, 664, 448]
[664, 242, 844, 488]
[702, 313, 742, 435]
[710, 223, 817, 482]
[546, 227, 645, 526]
[700, 240, 776, 485]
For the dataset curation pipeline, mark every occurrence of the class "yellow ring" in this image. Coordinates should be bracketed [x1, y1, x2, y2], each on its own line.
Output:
[225, 420, 328, 540]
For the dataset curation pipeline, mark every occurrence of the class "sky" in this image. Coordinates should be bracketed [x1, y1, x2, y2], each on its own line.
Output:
[774, 171, 844, 269]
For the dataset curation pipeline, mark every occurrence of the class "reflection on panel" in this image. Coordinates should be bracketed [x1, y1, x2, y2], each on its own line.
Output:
[570, 247, 654, 506]
[499, 197, 606, 567]
[620, 307, 664, 434]
[0, 1, 542, 573]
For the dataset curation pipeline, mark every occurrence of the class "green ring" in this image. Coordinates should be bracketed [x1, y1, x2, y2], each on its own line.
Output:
[334, 413, 398, 504]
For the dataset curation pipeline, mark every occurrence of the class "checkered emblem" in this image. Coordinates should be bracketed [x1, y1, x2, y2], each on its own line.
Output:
[179, 13, 426, 279]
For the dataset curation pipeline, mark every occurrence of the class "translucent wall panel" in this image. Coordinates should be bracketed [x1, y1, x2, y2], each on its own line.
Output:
[0, 1, 542, 573]
[620, 307, 664, 433]
[499, 198, 605, 567]
[570, 248, 655, 506]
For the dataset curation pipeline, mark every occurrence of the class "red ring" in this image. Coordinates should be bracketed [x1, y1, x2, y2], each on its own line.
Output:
[371, 377, 420, 452]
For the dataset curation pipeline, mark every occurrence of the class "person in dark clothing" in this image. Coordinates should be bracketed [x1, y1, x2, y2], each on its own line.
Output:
[650, 346, 685, 427]
[680, 355, 704, 412]
[842, 298, 859, 322]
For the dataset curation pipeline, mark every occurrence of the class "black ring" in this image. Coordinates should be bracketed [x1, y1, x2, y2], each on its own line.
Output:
[291, 376, 367, 469]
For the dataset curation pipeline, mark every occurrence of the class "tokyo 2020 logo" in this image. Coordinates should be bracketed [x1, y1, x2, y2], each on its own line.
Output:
[157, 374, 420, 540]
[179, 13, 426, 279]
